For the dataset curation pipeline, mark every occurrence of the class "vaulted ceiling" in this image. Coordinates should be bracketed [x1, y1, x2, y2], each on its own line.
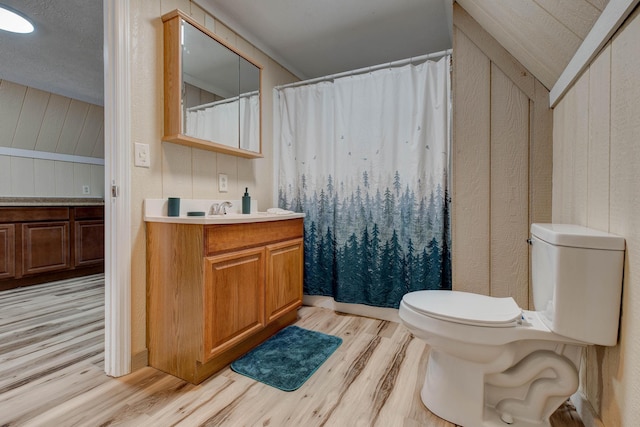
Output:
[456, 0, 609, 89]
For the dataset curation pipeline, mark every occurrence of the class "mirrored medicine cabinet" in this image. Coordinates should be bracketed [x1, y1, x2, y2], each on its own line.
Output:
[162, 9, 263, 158]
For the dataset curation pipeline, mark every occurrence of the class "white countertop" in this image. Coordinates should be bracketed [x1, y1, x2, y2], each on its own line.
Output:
[144, 198, 304, 224]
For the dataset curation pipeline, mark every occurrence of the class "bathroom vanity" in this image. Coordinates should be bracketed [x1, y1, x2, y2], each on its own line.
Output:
[145, 201, 304, 384]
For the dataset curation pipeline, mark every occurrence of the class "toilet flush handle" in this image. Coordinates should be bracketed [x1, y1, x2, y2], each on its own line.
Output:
[526, 238, 533, 245]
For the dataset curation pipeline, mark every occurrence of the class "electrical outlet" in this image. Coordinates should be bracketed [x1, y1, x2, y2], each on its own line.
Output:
[218, 173, 228, 192]
[82, 185, 90, 195]
[134, 142, 150, 167]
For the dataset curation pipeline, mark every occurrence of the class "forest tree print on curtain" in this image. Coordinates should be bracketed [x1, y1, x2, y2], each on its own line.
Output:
[276, 57, 451, 308]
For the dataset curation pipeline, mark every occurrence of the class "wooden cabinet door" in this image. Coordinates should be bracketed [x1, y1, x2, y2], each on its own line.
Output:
[266, 238, 303, 323]
[0, 224, 15, 280]
[21, 222, 70, 275]
[75, 220, 105, 267]
[202, 247, 265, 362]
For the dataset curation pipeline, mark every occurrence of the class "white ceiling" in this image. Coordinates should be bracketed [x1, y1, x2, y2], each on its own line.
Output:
[0, 1, 451, 107]
[0, 0, 103, 105]
[196, 0, 453, 80]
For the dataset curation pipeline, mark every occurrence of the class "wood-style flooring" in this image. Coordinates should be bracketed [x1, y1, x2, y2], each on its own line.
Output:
[0, 275, 584, 426]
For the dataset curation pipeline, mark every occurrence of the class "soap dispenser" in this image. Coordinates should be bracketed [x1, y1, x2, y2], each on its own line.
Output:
[242, 188, 251, 214]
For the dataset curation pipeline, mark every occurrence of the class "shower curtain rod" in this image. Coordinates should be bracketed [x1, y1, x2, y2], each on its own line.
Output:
[186, 90, 258, 112]
[275, 48, 452, 90]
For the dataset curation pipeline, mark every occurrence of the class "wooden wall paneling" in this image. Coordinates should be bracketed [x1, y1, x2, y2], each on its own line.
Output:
[91, 123, 105, 158]
[452, 27, 491, 295]
[34, 159, 56, 197]
[90, 165, 105, 197]
[217, 153, 239, 195]
[456, 0, 581, 89]
[188, 2, 207, 25]
[160, 0, 191, 15]
[73, 163, 92, 197]
[531, 79, 554, 226]
[161, 141, 194, 198]
[530, 80, 554, 308]
[34, 94, 71, 153]
[453, 4, 535, 98]
[11, 87, 49, 150]
[552, 96, 565, 223]
[607, 8, 640, 425]
[587, 44, 612, 230]
[0, 156, 10, 195]
[534, 0, 602, 39]
[192, 148, 218, 199]
[490, 64, 530, 307]
[9, 157, 35, 196]
[569, 72, 590, 226]
[56, 99, 89, 155]
[454, 6, 553, 303]
[74, 104, 104, 157]
[54, 161, 75, 197]
[587, 0, 611, 11]
[556, 86, 577, 224]
[0, 80, 26, 147]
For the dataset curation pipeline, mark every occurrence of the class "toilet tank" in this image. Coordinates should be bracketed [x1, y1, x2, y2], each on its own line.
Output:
[531, 224, 625, 346]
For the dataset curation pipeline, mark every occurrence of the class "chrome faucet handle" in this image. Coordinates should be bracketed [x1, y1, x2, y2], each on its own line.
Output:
[219, 201, 233, 215]
[209, 203, 220, 215]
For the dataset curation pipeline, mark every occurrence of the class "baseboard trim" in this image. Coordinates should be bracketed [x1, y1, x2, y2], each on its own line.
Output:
[571, 392, 605, 427]
[303, 295, 400, 323]
[131, 349, 149, 372]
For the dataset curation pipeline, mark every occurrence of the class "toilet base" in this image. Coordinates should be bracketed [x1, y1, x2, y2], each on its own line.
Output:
[420, 346, 581, 427]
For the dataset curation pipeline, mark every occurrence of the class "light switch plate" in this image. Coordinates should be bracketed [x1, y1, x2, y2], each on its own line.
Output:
[218, 173, 228, 192]
[134, 143, 150, 168]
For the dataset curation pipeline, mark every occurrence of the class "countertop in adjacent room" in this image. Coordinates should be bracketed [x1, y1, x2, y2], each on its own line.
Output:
[0, 198, 104, 207]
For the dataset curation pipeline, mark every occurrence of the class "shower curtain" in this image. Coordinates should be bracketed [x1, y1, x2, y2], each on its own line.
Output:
[186, 92, 260, 151]
[275, 56, 451, 308]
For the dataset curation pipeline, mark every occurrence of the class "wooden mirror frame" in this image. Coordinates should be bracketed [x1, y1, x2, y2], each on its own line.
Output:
[162, 9, 263, 159]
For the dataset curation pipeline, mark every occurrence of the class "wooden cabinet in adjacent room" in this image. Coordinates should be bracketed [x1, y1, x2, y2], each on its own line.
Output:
[147, 218, 304, 384]
[74, 207, 105, 267]
[0, 224, 15, 280]
[0, 205, 104, 291]
[21, 221, 70, 275]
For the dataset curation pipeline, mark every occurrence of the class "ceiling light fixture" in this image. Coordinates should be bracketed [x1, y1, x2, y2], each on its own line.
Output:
[0, 5, 34, 34]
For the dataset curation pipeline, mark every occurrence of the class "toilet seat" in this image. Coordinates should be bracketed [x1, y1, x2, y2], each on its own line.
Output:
[402, 290, 522, 327]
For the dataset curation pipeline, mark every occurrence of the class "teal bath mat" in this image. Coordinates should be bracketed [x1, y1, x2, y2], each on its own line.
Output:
[231, 326, 342, 391]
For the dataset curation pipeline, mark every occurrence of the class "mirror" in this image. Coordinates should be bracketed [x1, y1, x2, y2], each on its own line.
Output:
[162, 10, 262, 158]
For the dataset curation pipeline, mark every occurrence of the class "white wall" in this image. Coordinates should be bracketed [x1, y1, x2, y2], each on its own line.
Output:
[553, 6, 640, 426]
[0, 79, 105, 198]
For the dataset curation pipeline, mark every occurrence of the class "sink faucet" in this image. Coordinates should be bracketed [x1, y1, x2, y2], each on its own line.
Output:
[209, 201, 233, 215]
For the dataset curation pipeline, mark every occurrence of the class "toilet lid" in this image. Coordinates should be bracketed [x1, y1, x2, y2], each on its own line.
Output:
[402, 290, 522, 327]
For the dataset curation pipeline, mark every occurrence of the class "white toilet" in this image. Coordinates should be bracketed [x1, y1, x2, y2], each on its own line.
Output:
[399, 224, 625, 427]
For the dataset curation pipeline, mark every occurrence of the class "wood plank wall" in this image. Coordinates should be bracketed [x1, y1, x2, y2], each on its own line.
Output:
[552, 6, 640, 426]
[0, 80, 104, 158]
[456, 0, 607, 90]
[451, 4, 553, 309]
[0, 80, 105, 198]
